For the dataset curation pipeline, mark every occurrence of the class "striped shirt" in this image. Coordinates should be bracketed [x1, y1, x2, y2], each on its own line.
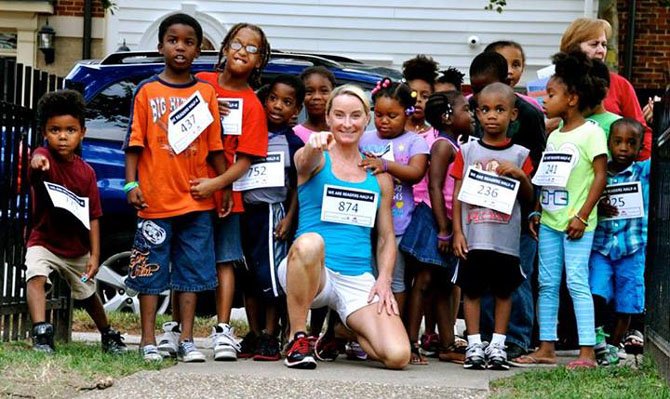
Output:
[592, 159, 650, 260]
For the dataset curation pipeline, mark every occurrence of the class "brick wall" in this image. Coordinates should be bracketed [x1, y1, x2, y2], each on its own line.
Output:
[617, 0, 670, 89]
[54, 0, 105, 18]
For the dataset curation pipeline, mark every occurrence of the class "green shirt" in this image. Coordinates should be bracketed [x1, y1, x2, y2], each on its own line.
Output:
[587, 111, 621, 140]
[540, 122, 608, 232]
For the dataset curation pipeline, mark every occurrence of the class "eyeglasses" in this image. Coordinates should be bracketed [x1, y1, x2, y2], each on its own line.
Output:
[229, 41, 259, 54]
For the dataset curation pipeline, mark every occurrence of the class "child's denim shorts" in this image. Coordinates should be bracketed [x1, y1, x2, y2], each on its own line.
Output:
[214, 213, 245, 265]
[126, 211, 217, 294]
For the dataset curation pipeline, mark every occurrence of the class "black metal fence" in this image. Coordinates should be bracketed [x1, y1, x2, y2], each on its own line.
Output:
[0, 57, 71, 342]
[646, 88, 670, 381]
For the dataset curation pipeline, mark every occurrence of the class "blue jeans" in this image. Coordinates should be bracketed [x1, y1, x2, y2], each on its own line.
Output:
[480, 232, 537, 350]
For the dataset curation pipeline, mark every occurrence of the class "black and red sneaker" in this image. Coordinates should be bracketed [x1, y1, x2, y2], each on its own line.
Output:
[284, 332, 317, 369]
[253, 332, 281, 361]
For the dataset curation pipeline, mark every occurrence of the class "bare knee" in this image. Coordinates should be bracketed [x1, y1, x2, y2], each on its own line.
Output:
[382, 344, 410, 370]
[289, 233, 324, 267]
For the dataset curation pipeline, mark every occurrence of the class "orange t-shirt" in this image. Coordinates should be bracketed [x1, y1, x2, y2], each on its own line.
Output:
[124, 75, 224, 219]
[196, 72, 268, 213]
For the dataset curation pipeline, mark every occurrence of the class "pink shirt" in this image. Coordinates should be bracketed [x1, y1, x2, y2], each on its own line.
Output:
[413, 132, 458, 218]
[293, 124, 316, 143]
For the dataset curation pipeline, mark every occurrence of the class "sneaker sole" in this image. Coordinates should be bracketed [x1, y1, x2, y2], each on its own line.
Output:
[463, 361, 486, 370]
[214, 347, 238, 361]
[180, 356, 206, 363]
[488, 362, 510, 370]
[253, 355, 281, 361]
[284, 357, 317, 369]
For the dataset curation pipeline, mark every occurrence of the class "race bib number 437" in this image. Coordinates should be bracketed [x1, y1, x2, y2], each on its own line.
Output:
[320, 184, 378, 228]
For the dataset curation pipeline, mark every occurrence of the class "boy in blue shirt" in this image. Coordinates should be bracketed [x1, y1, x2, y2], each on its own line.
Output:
[590, 118, 650, 366]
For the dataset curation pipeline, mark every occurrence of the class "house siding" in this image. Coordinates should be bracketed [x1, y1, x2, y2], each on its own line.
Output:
[108, 0, 598, 84]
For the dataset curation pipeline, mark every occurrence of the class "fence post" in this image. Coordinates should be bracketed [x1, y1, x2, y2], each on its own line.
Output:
[646, 89, 670, 383]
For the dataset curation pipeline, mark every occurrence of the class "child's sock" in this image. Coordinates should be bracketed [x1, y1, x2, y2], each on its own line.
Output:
[467, 334, 482, 346]
[491, 333, 506, 347]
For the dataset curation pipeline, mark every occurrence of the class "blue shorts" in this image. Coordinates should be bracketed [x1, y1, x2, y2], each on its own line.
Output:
[214, 213, 245, 265]
[126, 211, 217, 294]
[589, 249, 645, 314]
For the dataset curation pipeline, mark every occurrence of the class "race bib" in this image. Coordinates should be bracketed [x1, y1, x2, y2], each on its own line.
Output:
[220, 98, 243, 136]
[44, 182, 90, 229]
[532, 151, 574, 188]
[600, 182, 644, 221]
[457, 166, 520, 215]
[232, 152, 285, 191]
[167, 91, 214, 155]
[320, 184, 378, 228]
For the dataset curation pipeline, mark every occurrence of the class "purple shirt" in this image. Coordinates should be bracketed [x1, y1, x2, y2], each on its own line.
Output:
[359, 130, 429, 235]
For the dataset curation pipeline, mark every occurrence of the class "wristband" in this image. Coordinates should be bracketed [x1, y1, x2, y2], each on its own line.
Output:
[381, 158, 388, 172]
[437, 233, 453, 242]
[574, 214, 589, 226]
[123, 181, 139, 194]
[528, 211, 542, 220]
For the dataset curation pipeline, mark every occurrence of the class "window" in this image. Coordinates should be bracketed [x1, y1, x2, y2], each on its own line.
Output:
[85, 78, 144, 141]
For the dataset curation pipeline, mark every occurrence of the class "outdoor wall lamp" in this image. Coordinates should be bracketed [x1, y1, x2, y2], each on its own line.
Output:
[37, 19, 56, 64]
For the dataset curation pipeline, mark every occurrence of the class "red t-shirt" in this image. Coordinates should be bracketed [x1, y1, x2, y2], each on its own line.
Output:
[27, 147, 103, 258]
[196, 72, 268, 213]
[604, 72, 652, 160]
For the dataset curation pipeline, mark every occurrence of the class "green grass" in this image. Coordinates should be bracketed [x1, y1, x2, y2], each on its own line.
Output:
[73, 309, 249, 337]
[0, 340, 173, 398]
[491, 359, 670, 399]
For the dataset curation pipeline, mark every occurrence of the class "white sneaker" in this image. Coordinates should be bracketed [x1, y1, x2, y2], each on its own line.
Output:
[178, 340, 206, 363]
[141, 344, 163, 362]
[210, 323, 241, 361]
[157, 321, 180, 358]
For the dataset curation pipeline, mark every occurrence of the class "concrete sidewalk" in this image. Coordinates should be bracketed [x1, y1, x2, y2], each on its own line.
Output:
[73, 332, 516, 399]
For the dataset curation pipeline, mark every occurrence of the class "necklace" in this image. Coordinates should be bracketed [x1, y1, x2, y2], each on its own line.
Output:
[413, 123, 429, 134]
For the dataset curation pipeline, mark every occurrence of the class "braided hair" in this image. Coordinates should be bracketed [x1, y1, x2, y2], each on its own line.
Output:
[551, 51, 608, 112]
[371, 77, 417, 115]
[216, 23, 271, 89]
[425, 91, 464, 130]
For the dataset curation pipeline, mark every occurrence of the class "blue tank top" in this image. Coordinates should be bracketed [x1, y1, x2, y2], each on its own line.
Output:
[296, 152, 381, 275]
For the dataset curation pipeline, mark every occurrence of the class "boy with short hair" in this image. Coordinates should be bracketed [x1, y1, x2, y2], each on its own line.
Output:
[26, 90, 127, 355]
[467, 51, 546, 361]
[590, 118, 649, 365]
[123, 13, 225, 362]
[238, 74, 305, 361]
[451, 83, 534, 370]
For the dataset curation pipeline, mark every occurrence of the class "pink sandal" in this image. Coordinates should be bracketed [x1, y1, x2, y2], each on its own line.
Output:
[566, 359, 597, 369]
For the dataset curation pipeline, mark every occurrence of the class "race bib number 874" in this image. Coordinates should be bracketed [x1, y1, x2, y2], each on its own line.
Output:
[320, 184, 378, 228]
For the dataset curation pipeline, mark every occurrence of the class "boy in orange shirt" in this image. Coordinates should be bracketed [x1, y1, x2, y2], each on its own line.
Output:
[123, 13, 225, 362]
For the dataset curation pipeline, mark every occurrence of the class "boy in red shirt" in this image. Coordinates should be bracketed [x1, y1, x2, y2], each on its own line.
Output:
[26, 90, 127, 355]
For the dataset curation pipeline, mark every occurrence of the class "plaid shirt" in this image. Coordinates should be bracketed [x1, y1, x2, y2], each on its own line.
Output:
[592, 160, 650, 260]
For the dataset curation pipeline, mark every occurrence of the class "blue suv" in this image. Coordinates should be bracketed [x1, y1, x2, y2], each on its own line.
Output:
[64, 49, 400, 313]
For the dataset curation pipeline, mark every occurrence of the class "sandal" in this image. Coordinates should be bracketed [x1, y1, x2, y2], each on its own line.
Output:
[567, 358, 597, 369]
[509, 354, 557, 368]
[438, 343, 466, 364]
[410, 343, 428, 365]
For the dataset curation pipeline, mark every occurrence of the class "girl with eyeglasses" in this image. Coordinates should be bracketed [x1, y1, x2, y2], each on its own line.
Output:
[193, 23, 272, 361]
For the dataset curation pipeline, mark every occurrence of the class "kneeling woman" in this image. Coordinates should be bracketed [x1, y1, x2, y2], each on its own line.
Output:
[279, 84, 410, 369]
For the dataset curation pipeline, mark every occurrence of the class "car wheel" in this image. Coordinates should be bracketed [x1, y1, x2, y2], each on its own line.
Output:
[95, 250, 170, 314]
